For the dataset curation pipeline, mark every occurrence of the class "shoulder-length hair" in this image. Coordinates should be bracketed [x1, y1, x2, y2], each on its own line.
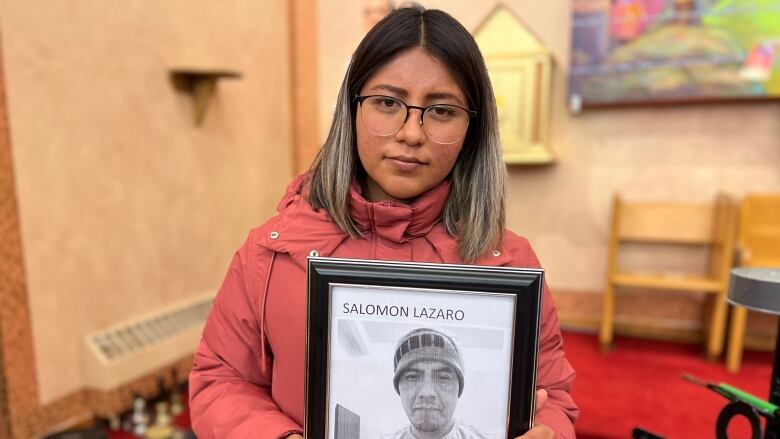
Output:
[308, 7, 506, 262]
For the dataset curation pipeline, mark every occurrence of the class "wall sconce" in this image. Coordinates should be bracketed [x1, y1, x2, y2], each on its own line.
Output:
[169, 68, 242, 126]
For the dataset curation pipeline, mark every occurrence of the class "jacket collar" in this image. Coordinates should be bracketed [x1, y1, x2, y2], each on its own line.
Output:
[261, 173, 513, 267]
[348, 179, 451, 244]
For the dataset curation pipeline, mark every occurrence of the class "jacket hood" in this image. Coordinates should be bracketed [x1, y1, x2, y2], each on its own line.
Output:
[257, 173, 447, 263]
[347, 177, 451, 243]
[256, 174, 349, 267]
[258, 173, 512, 268]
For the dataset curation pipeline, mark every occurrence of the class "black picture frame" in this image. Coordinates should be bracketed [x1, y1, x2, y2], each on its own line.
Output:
[305, 257, 543, 439]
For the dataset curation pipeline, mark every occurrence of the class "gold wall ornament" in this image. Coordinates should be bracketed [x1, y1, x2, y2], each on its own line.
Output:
[473, 4, 554, 165]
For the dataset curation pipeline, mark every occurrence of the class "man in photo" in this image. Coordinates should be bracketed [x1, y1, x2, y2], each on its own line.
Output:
[381, 328, 494, 439]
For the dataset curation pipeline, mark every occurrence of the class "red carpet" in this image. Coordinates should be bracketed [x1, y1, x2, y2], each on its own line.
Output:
[562, 331, 774, 438]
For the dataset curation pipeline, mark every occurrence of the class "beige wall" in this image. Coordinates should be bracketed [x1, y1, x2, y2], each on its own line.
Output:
[1, 1, 292, 404]
[319, 0, 780, 290]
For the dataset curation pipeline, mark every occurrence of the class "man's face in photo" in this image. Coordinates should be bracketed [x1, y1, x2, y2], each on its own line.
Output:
[398, 360, 459, 434]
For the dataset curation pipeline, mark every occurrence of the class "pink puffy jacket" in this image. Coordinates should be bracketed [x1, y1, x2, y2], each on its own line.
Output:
[189, 174, 578, 438]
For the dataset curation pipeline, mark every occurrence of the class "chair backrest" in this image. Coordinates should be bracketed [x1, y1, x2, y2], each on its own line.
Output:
[608, 194, 738, 280]
[738, 194, 780, 267]
[615, 200, 712, 244]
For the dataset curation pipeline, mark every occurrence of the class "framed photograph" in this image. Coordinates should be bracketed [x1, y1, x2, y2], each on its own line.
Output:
[305, 257, 543, 439]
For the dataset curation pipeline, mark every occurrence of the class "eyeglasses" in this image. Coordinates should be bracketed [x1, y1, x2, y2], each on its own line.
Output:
[355, 95, 477, 145]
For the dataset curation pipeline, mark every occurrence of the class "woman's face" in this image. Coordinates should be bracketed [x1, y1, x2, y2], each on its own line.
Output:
[356, 47, 468, 203]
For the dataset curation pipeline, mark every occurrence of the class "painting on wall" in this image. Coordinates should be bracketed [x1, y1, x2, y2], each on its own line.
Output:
[568, 0, 780, 109]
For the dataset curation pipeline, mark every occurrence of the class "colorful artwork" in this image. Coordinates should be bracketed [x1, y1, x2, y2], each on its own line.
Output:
[568, 0, 780, 108]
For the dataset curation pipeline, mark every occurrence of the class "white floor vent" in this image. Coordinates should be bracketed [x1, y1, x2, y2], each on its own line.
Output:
[83, 293, 213, 391]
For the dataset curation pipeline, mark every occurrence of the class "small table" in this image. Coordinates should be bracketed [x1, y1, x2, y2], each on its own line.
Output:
[728, 268, 780, 438]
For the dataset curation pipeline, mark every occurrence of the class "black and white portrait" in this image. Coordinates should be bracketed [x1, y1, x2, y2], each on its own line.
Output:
[326, 285, 516, 439]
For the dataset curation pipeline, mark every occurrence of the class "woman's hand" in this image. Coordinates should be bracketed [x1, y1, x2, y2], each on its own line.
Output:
[514, 389, 555, 439]
[286, 435, 304, 439]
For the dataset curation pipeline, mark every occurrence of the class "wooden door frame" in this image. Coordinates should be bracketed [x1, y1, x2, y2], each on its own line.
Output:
[290, 0, 320, 174]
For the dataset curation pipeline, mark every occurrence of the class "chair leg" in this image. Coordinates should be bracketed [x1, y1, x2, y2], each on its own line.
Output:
[726, 306, 749, 372]
[706, 291, 728, 360]
[599, 283, 616, 351]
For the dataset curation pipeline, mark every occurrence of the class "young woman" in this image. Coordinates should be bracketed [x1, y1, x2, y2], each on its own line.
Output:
[190, 7, 577, 439]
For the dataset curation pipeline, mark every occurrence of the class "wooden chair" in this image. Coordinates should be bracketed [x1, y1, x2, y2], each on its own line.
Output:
[599, 194, 738, 359]
[726, 194, 780, 372]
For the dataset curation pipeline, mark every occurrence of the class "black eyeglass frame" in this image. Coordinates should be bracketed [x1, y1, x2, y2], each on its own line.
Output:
[354, 94, 478, 143]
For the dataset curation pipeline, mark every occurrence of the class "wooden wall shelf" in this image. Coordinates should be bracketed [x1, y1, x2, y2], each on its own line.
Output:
[169, 68, 242, 126]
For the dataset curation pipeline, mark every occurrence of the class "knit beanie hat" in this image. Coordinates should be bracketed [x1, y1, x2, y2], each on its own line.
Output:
[392, 328, 465, 397]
